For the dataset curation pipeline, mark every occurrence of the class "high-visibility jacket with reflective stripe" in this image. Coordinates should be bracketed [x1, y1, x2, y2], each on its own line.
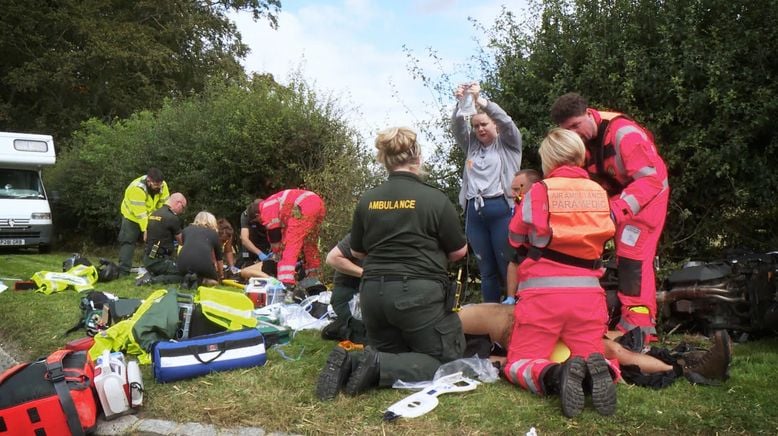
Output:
[587, 110, 669, 217]
[508, 166, 614, 291]
[120, 175, 169, 232]
[543, 177, 615, 260]
[258, 189, 317, 231]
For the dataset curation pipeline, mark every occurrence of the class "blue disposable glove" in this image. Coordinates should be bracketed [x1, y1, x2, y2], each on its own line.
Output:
[502, 296, 516, 305]
[258, 251, 273, 262]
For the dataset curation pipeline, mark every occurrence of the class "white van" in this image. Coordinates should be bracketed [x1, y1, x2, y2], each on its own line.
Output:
[0, 132, 56, 252]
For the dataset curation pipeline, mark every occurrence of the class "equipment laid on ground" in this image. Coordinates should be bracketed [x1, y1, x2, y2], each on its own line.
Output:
[0, 349, 98, 435]
[152, 328, 266, 382]
[92, 350, 143, 419]
[244, 277, 286, 308]
[657, 251, 778, 336]
[33, 263, 99, 294]
[383, 372, 480, 421]
[94, 351, 130, 420]
[256, 317, 291, 346]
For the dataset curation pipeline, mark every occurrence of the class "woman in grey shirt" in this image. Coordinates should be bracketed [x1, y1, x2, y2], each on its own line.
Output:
[452, 82, 523, 303]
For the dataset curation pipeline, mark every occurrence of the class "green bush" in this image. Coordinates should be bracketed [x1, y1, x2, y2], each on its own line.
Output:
[48, 75, 377, 252]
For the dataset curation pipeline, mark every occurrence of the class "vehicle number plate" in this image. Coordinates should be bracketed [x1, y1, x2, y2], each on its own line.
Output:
[0, 239, 25, 246]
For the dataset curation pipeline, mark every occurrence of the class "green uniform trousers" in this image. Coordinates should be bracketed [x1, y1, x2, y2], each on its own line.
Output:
[118, 217, 142, 274]
[142, 255, 183, 284]
[330, 284, 365, 343]
[360, 277, 465, 386]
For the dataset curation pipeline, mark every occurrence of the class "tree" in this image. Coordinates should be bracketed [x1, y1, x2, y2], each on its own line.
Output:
[475, 0, 778, 261]
[0, 0, 280, 145]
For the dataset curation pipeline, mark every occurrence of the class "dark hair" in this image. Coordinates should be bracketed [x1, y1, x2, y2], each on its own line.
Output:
[514, 168, 542, 184]
[147, 167, 164, 183]
[246, 198, 262, 223]
[550, 92, 588, 125]
[217, 218, 234, 243]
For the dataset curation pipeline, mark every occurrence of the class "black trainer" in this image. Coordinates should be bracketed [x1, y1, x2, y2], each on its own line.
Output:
[315, 346, 352, 400]
[587, 352, 617, 416]
[560, 356, 586, 418]
[345, 346, 380, 396]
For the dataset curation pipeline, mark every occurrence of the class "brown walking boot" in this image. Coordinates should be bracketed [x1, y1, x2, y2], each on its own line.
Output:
[679, 330, 732, 385]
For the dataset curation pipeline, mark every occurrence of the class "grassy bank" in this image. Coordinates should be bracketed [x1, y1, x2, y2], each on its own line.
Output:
[1, 249, 777, 435]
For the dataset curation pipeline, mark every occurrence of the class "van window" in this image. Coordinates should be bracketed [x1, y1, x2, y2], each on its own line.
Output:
[13, 139, 49, 152]
[0, 169, 45, 199]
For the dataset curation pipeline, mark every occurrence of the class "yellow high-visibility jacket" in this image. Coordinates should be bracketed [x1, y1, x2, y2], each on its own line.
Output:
[120, 175, 169, 232]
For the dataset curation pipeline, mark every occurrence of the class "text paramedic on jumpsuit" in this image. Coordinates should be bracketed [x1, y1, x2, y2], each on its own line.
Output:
[315, 126, 468, 400]
[503, 128, 618, 418]
[551, 92, 669, 344]
[451, 82, 522, 303]
[256, 188, 326, 289]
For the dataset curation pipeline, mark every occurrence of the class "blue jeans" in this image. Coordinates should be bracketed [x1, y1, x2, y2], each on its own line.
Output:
[466, 197, 511, 302]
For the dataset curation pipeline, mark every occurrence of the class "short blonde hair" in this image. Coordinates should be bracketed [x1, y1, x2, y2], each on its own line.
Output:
[539, 128, 586, 175]
[193, 211, 218, 232]
[375, 127, 421, 171]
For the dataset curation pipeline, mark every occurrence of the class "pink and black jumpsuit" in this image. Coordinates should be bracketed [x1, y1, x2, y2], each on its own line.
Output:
[587, 110, 670, 344]
[258, 189, 326, 285]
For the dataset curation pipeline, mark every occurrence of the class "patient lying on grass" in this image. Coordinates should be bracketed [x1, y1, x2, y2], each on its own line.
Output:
[458, 303, 732, 389]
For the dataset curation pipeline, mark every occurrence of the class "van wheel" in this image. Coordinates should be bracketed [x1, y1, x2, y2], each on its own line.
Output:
[38, 244, 51, 254]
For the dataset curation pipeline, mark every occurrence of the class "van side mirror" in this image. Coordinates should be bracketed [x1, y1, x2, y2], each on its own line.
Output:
[49, 190, 61, 203]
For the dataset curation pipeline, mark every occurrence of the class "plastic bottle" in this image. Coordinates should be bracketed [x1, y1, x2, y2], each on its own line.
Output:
[457, 89, 477, 117]
[127, 359, 143, 408]
[94, 350, 130, 419]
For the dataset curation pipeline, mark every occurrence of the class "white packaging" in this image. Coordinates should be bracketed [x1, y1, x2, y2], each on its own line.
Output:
[94, 351, 130, 419]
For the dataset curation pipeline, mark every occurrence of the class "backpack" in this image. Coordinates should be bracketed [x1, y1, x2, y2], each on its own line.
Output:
[0, 349, 98, 436]
[65, 291, 113, 337]
[97, 258, 121, 283]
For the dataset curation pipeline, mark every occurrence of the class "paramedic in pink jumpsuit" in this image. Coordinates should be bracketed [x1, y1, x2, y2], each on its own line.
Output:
[503, 128, 618, 418]
[257, 189, 326, 286]
[551, 92, 669, 344]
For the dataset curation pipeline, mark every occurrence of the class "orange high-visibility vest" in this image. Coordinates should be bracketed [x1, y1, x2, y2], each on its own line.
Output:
[542, 177, 614, 261]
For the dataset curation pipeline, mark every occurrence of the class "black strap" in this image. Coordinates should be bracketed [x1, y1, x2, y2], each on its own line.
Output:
[46, 352, 85, 436]
[590, 118, 626, 197]
[190, 345, 226, 364]
[518, 246, 603, 270]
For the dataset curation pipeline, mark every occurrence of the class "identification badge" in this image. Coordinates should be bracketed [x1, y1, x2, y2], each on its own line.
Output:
[620, 225, 641, 247]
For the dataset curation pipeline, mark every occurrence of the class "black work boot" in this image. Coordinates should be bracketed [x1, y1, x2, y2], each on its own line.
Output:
[316, 346, 352, 400]
[345, 346, 380, 396]
[680, 330, 732, 385]
[540, 363, 562, 396]
[586, 352, 617, 416]
[559, 356, 587, 418]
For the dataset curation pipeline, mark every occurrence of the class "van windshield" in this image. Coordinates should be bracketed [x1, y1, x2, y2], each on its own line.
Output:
[0, 169, 45, 199]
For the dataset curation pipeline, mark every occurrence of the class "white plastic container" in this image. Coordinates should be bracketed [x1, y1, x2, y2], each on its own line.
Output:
[127, 359, 143, 407]
[94, 351, 130, 419]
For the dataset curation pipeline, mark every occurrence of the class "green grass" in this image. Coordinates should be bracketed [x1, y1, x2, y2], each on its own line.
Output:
[2, 249, 778, 434]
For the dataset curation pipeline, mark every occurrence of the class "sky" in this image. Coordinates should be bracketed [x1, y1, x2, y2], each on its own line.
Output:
[231, 0, 530, 145]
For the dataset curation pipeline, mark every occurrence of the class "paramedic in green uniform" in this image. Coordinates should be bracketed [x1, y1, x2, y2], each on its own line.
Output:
[316, 126, 468, 400]
[136, 193, 187, 285]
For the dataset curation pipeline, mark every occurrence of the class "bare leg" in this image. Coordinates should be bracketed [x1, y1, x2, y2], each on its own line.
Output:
[240, 262, 270, 280]
[603, 339, 673, 373]
[458, 303, 514, 347]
